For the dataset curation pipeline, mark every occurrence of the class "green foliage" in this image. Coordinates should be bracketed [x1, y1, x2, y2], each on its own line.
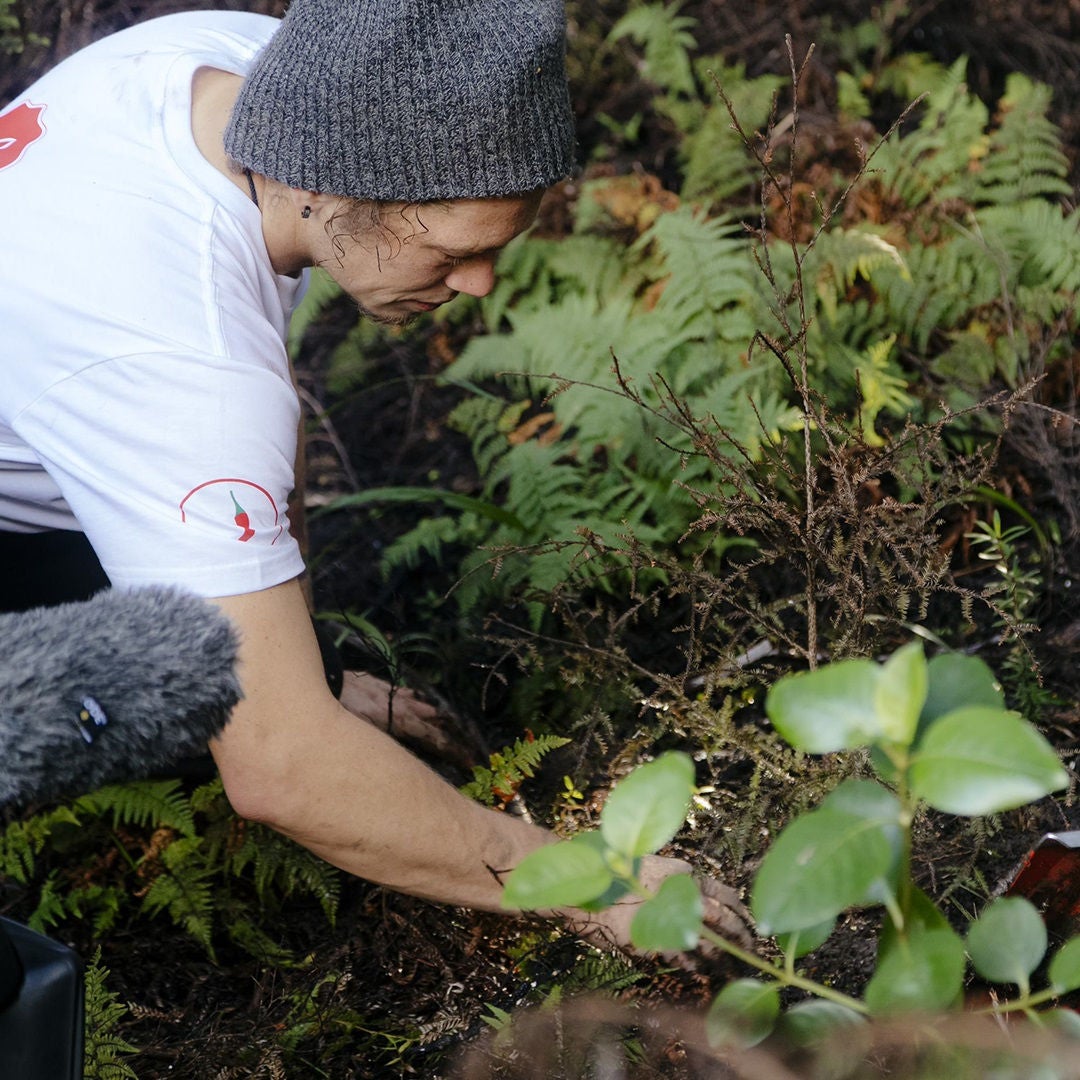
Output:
[1, 779, 340, 963]
[461, 732, 571, 808]
[503, 752, 700, 942]
[502, 644, 1078, 1052]
[352, 42, 1077, 663]
[0, 0, 46, 56]
[609, 2, 698, 98]
[293, 28, 1077, 1063]
[706, 978, 780, 1048]
[83, 949, 140, 1080]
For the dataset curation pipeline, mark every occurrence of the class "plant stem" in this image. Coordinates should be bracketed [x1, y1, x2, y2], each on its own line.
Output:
[896, 775, 915, 927]
[698, 925, 870, 1015]
[975, 986, 1062, 1015]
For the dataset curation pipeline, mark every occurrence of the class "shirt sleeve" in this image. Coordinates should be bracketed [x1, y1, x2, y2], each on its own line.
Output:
[15, 350, 307, 597]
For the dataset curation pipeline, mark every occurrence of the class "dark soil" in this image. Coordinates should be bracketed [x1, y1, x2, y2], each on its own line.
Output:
[4, 2, 1080, 1077]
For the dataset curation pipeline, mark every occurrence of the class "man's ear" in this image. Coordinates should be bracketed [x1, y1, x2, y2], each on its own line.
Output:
[284, 186, 337, 220]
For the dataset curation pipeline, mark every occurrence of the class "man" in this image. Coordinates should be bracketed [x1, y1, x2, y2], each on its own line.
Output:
[0, 0, 748, 949]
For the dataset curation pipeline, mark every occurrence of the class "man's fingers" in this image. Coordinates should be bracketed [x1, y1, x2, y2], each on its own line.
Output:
[339, 671, 439, 726]
[338, 671, 475, 767]
[698, 877, 755, 952]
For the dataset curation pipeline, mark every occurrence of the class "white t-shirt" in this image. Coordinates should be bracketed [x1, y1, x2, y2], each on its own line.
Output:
[0, 11, 309, 597]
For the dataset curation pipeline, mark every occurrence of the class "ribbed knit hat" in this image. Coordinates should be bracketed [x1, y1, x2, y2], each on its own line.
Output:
[223, 0, 577, 202]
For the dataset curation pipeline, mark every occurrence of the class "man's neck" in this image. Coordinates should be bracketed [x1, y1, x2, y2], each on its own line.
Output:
[190, 67, 253, 203]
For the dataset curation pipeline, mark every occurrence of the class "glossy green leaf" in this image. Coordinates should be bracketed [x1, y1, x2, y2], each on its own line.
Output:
[601, 752, 695, 858]
[909, 707, 1069, 814]
[776, 1000, 867, 1049]
[869, 744, 900, 784]
[1041, 1008, 1080, 1039]
[576, 875, 635, 913]
[821, 778, 903, 825]
[822, 780, 904, 906]
[778, 916, 836, 960]
[705, 979, 780, 1048]
[875, 642, 927, 746]
[572, 833, 635, 912]
[1048, 935, 1080, 993]
[871, 886, 954, 1007]
[921, 653, 1003, 726]
[864, 924, 965, 1014]
[501, 833, 612, 911]
[630, 872, 703, 952]
[893, 886, 951, 937]
[765, 659, 882, 753]
[967, 897, 1047, 985]
[751, 804, 895, 935]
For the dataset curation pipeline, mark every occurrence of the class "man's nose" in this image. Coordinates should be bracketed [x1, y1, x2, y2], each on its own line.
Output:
[445, 256, 496, 298]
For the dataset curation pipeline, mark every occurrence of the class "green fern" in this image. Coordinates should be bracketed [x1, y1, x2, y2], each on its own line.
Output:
[638, 207, 759, 334]
[461, 734, 571, 807]
[674, 61, 785, 205]
[77, 780, 197, 837]
[27, 871, 72, 933]
[83, 948, 140, 1080]
[978, 200, 1080, 306]
[875, 238, 1006, 353]
[809, 227, 910, 323]
[225, 821, 341, 924]
[978, 74, 1072, 205]
[873, 58, 990, 209]
[5, 778, 342, 961]
[609, 2, 698, 98]
[140, 836, 217, 952]
[0, 804, 79, 882]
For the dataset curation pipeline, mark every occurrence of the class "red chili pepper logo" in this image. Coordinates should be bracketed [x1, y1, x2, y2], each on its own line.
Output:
[0, 102, 46, 171]
[179, 478, 284, 545]
[230, 490, 256, 542]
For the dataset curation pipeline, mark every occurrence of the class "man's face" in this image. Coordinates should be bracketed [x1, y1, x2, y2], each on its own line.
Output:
[314, 192, 543, 326]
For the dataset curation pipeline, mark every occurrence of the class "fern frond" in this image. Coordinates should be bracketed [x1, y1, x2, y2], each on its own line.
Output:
[978, 200, 1080, 299]
[379, 515, 464, 575]
[873, 58, 990, 208]
[876, 240, 1002, 352]
[676, 63, 785, 204]
[63, 882, 126, 935]
[542, 234, 633, 305]
[228, 825, 341, 923]
[27, 871, 70, 933]
[639, 207, 758, 329]
[480, 236, 563, 330]
[461, 733, 571, 807]
[77, 780, 196, 838]
[0, 805, 79, 882]
[83, 948, 139, 1080]
[810, 227, 910, 322]
[141, 836, 216, 951]
[978, 74, 1072, 205]
[609, 2, 698, 97]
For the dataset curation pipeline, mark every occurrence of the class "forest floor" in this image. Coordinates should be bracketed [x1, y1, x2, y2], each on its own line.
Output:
[5, 1, 1080, 1077]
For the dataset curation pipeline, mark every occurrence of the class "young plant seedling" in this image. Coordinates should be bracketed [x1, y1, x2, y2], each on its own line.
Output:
[502, 643, 1080, 1050]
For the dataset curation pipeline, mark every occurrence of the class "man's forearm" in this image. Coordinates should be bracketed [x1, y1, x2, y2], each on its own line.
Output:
[220, 699, 554, 910]
[205, 582, 751, 948]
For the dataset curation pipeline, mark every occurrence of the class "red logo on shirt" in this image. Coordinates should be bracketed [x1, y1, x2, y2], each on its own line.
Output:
[179, 478, 284, 545]
[0, 102, 46, 171]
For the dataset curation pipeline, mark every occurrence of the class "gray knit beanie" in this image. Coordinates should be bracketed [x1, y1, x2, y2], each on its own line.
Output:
[223, 0, 577, 202]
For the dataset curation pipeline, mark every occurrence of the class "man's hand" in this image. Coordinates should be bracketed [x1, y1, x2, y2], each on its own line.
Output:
[559, 855, 753, 961]
[338, 671, 476, 768]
